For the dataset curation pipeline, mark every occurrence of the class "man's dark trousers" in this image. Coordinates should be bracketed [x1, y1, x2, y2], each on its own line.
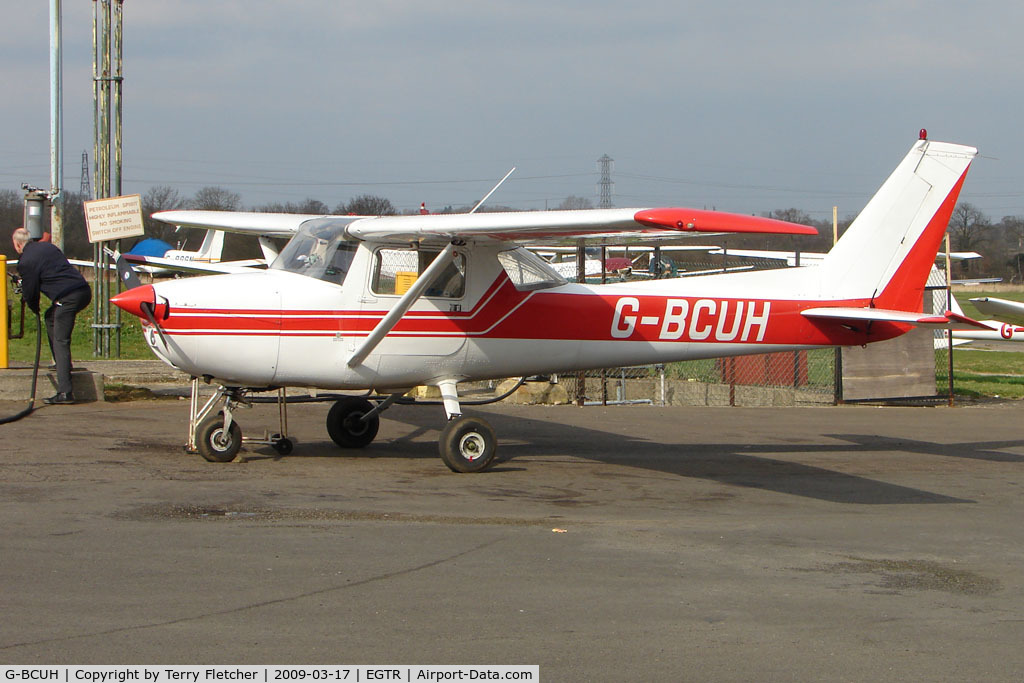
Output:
[44, 286, 91, 395]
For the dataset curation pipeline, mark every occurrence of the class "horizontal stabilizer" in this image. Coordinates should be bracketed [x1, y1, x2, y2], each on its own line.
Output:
[801, 307, 994, 330]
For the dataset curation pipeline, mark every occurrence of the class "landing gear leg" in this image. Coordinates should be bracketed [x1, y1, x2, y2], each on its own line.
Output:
[189, 382, 246, 462]
[436, 379, 497, 473]
[186, 380, 292, 461]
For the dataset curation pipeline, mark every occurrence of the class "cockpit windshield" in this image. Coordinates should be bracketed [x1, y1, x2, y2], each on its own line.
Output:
[271, 217, 360, 285]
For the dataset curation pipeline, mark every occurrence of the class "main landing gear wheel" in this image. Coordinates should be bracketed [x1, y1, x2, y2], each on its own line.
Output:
[439, 415, 497, 473]
[327, 397, 380, 448]
[196, 413, 242, 463]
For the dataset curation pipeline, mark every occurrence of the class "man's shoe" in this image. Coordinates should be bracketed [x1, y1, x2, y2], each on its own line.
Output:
[43, 392, 76, 405]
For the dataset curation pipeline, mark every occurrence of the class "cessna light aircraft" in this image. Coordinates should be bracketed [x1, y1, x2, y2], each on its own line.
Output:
[112, 134, 984, 472]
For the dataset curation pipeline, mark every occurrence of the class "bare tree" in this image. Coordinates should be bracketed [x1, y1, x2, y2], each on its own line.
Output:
[336, 194, 396, 216]
[141, 186, 187, 242]
[58, 191, 93, 260]
[557, 195, 594, 210]
[766, 208, 813, 225]
[947, 202, 989, 252]
[258, 198, 329, 214]
[0, 189, 22, 258]
[191, 186, 242, 212]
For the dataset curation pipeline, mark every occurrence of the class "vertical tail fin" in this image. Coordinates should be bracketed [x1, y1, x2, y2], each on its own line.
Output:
[819, 139, 977, 311]
[195, 229, 226, 262]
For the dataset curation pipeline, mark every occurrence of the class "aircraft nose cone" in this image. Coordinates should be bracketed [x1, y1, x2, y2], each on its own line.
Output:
[110, 284, 155, 319]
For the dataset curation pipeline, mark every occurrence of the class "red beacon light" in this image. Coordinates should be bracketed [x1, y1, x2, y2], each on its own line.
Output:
[919, 128, 928, 140]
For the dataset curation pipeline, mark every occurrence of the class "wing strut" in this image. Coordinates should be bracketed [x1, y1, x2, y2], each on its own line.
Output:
[346, 243, 458, 368]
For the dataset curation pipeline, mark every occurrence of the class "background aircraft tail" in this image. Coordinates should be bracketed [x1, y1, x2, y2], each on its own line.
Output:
[194, 229, 226, 262]
[818, 138, 977, 311]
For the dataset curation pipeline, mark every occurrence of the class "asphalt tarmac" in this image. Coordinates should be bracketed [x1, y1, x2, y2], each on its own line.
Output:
[2, 396, 1024, 680]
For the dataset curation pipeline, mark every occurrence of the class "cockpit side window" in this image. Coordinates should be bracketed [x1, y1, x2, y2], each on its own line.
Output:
[372, 247, 466, 298]
[271, 218, 359, 286]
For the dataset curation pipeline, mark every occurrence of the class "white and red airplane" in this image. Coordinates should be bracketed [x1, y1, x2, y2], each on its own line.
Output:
[946, 295, 1024, 344]
[112, 135, 986, 471]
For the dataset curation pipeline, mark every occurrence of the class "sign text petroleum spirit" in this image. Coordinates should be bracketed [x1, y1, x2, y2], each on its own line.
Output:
[611, 297, 771, 342]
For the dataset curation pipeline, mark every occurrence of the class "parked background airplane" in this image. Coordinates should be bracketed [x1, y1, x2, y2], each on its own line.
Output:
[112, 135, 983, 472]
[121, 225, 282, 275]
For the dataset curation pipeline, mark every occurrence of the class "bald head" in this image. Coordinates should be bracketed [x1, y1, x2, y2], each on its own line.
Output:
[12, 228, 30, 254]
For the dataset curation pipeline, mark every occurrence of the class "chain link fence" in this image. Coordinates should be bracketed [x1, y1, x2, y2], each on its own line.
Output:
[522, 251, 956, 407]
[551, 349, 839, 407]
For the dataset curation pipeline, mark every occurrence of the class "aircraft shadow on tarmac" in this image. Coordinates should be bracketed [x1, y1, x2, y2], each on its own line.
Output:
[264, 406, 1024, 505]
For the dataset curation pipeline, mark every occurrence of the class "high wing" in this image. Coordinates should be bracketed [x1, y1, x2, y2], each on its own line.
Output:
[153, 207, 815, 244]
[346, 207, 816, 243]
[152, 210, 326, 237]
[970, 297, 1024, 327]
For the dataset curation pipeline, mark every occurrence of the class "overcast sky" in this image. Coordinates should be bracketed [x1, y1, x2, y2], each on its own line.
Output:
[3, 1, 1022, 221]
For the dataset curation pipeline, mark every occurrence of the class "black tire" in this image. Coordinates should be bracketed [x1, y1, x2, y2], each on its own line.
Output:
[273, 437, 294, 456]
[196, 414, 242, 462]
[439, 416, 497, 473]
[327, 397, 380, 448]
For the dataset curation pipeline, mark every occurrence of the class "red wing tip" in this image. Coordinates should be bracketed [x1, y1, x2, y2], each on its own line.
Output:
[634, 208, 817, 235]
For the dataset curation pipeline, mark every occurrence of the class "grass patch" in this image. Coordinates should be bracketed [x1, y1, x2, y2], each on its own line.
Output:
[940, 347, 1024, 398]
[950, 348, 1024, 375]
[6, 280, 152, 363]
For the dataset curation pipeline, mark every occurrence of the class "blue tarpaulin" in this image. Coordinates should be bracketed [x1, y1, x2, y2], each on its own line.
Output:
[127, 238, 173, 257]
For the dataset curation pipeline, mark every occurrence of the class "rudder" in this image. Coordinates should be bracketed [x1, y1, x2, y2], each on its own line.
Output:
[818, 138, 977, 311]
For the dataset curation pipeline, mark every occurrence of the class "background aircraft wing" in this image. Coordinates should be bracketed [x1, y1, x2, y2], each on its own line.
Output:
[152, 210, 325, 237]
[969, 297, 1024, 327]
[122, 253, 262, 275]
[345, 207, 816, 243]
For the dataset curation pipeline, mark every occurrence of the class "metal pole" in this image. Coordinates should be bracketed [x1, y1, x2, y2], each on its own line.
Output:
[833, 205, 843, 404]
[601, 245, 607, 406]
[946, 234, 954, 406]
[49, 0, 63, 249]
[112, 0, 122, 198]
[112, 0, 124, 356]
[91, 0, 101, 356]
[575, 241, 586, 406]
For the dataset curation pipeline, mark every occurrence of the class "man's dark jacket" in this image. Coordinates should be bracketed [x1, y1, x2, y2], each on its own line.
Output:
[16, 241, 89, 314]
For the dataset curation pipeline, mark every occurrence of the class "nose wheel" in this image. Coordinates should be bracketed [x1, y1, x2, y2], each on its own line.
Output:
[196, 411, 242, 462]
[186, 380, 292, 462]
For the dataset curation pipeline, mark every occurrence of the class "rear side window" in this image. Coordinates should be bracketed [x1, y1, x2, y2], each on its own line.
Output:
[498, 247, 567, 291]
[372, 247, 466, 298]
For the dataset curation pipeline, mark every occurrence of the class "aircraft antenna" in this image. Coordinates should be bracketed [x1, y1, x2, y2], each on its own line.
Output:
[597, 154, 614, 209]
[469, 167, 515, 214]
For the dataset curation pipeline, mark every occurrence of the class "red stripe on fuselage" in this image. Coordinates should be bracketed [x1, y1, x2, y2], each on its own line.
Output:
[148, 274, 904, 347]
